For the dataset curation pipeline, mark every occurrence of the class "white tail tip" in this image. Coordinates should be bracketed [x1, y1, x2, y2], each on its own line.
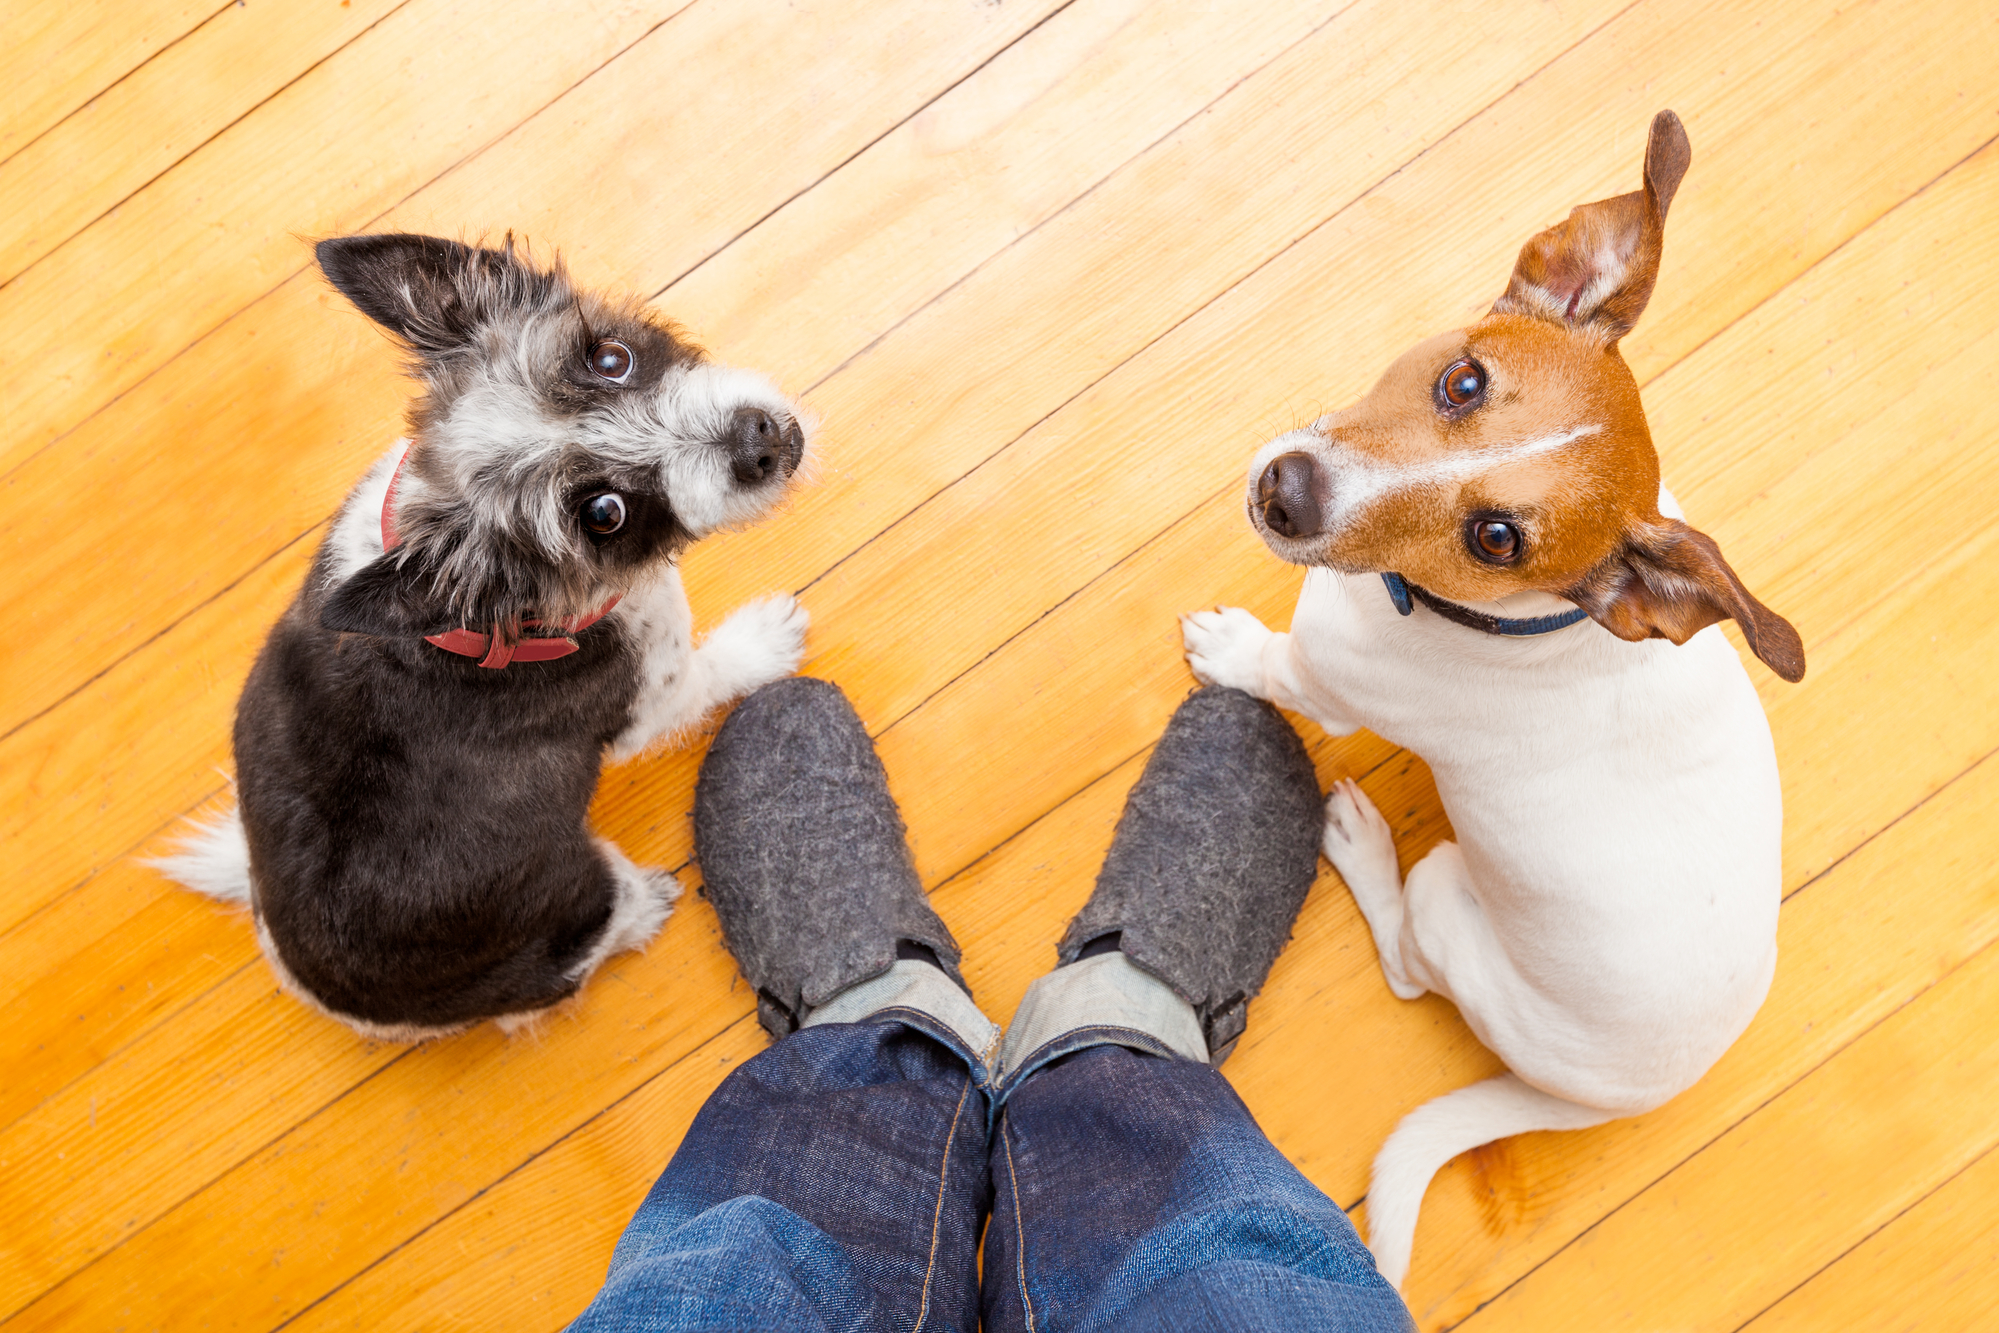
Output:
[147, 804, 253, 905]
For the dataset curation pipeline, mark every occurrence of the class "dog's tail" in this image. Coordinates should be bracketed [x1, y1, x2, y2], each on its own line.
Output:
[1365, 1074, 1620, 1289]
[147, 803, 253, 905]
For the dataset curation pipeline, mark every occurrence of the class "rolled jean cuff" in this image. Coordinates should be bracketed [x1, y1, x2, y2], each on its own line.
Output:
[803, 958, 1002, 1071]
[994, 952, 1209, 1096]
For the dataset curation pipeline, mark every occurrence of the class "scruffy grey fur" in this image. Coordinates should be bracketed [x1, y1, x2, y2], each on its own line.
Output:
[1059, 687, 1323, 1061]
[693, 677, 967, 1040]
[155, 233, 812, 1040]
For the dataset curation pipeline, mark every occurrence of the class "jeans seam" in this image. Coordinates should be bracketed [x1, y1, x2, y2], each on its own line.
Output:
[863, 1005, 995, 1085]
[996, 1025, 1185, 1103]
[1000, 1112, 1038, 1333]
[910, 1073, 973, 1333]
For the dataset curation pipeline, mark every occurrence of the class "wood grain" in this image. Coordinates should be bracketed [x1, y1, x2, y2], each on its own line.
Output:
[0, 0, 1609, 739]
[0, 0, 217, 160]
[2, 0, 1993, 1327]
[1459, 922, 1999, 1331]
[0, 0, 1059, 470]
[1742, 1139, 1999, 1332]
[0, 0, 409, 284]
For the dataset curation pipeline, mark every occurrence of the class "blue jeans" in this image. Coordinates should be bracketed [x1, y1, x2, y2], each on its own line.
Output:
[568, 966, 1412, 1332]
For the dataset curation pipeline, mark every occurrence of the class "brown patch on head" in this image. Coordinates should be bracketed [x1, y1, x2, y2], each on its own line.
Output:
[1248, 111, 1803, 678]
[1282, 311, 1661, 601]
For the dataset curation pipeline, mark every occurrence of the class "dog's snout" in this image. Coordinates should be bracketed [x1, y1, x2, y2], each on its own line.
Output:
[1258, 452, 1322, 539]
[724, 407, 804, 485]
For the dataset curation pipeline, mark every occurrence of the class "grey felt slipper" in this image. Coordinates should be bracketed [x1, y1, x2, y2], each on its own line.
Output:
[694, 676, 966, 1040]
[1058, 686, 1322, 1062]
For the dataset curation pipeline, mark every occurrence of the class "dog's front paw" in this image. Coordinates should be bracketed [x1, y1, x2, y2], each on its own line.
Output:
[1181, 606, 1273, 695]
[699, 593, 810, 698]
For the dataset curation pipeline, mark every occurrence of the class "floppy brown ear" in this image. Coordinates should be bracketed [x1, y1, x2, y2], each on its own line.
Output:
[1566, 516, 1805, 682]
[1492, 110, 1691, 343]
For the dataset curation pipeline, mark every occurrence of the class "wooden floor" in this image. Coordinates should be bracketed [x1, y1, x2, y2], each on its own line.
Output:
[3, 0, 1996, 1327]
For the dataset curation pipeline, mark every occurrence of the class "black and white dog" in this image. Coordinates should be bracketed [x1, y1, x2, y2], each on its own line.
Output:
[158, 234, 811, 1040]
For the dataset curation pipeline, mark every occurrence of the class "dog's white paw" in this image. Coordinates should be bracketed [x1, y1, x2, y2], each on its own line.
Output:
[1324, 779, 1425, 1000]
[1181, 606, 1272, 695]
[699, 593, 810, 698]
[1323, 778, 1401, 901]
[610, 867, 680, 954]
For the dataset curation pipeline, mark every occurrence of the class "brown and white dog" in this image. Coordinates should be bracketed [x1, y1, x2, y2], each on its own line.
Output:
[1181, 113, 1803, 1288]
[157, 234, 811, 1041]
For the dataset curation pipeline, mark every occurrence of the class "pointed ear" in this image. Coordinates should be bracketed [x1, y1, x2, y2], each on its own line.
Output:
[322, 551, 460, 638]
[315, 233, 550, 356]
[1492, 110, 1691, 343]
[1566, 516, 1805, 681]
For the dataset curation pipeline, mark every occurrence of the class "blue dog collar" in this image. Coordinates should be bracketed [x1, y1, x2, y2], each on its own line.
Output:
[1380, 572, 1589, 638]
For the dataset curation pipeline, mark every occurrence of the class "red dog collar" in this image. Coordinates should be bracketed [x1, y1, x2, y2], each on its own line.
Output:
[379, 451, 619, 669]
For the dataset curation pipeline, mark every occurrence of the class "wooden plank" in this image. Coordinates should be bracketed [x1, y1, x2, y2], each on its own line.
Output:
[0, 964, 398, 1313]
[0, 539, 314, 936]
[0, 0, 216, 160]
[0, 0, 409, 283]
[0, 843, 247, 1131]
[1740, 1142, 1999, 1333]
[0, 889, 751, 1325]
[1454, 918, 1999, 1330]
[0, 0, 1609, 741]
[287, 1016, 768, 1332]
[0, 0, 1060, 470]
[496, 0, 1351, 389]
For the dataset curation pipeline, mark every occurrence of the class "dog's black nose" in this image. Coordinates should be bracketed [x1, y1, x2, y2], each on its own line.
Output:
[1258, 452, 1321, 539]
[725, 407, 802, 484]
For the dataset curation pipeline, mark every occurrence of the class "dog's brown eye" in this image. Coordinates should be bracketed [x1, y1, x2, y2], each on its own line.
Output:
[580, 492, 626, 537]
[1438, 358, 1486, 409]
[1470, 519, 1521, 563]
[590, 339, 633, 383]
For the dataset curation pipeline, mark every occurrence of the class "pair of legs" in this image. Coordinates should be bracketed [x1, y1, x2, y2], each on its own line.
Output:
[568, 681, 1413, 1332]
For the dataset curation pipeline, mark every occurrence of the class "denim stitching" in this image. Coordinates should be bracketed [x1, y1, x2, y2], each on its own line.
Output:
[864, 1005, 995, 1085]
[1001, 1113, 1038, 1332]
[910, 1073, 973, 1333]
[996, 1025, 1184, 1103]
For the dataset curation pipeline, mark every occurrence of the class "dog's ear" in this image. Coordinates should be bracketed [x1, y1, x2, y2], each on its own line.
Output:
[1492, 110, 1691, 344]
[1565, 515, 1805, 681]
[315, 233, 546, 356]
[322, 551, 461, 638]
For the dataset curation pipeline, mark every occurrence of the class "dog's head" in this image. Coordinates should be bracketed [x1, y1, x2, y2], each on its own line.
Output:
[316, 233, 808, 641]
[1246, 113, 1803, 680]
